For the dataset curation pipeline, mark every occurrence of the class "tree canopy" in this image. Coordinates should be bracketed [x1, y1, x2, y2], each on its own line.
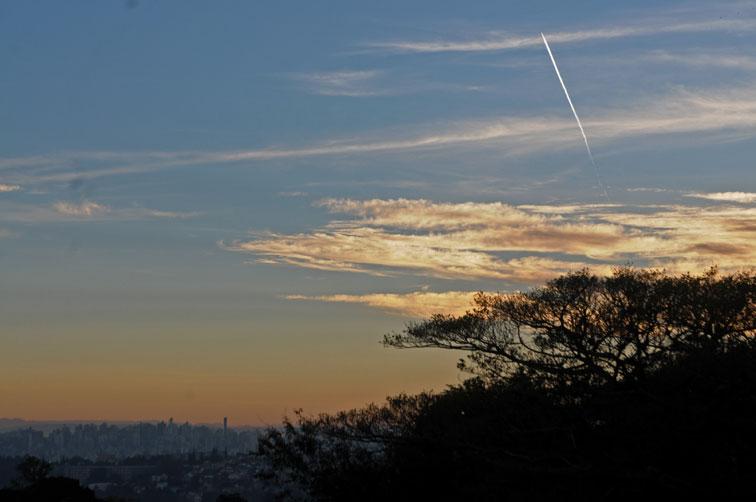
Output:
[258, 268, 756, 500]
[0, 456, 100, 501]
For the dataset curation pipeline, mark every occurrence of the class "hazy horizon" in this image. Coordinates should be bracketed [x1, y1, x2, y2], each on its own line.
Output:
[0, 417, 260, 427]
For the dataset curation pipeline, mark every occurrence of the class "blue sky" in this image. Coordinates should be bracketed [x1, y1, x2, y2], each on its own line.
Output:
[1, 0, 755, 423]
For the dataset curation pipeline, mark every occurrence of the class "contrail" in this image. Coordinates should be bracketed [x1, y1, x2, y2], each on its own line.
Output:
[541, 32, 609, 200]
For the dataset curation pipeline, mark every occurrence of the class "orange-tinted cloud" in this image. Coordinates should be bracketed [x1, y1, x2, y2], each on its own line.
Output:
[228, 196, 755, 284]
[286, 291, 479, 317]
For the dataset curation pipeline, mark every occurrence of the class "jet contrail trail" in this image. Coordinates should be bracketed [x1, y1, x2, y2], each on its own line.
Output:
[541, 32, 609, 200]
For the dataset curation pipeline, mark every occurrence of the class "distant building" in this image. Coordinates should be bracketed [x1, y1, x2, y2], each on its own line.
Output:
[223, 417, 228, 456]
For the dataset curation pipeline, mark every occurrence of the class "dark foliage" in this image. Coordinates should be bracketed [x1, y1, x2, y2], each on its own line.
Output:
[257, 268, 756, 500]
[12, 456, 52, 487]
[0, 456, 100, 501]
[216, 494, 248, 502]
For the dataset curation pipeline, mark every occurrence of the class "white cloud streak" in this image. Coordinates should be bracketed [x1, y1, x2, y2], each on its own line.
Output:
[3, 83, 756, 184]
[0, 200, 200, 223]
[53, 200, 110, 217]
[0, 183, 21, 192]
[368, 18, 756, 54]
[541, 33, 607, 200]
[295, 70, 390, 97]
[643, 50, 756, 70]
[685, 191, 756, 204]
[292, 69, 488, 97]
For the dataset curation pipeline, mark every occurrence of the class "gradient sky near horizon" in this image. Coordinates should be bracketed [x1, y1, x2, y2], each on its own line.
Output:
[2, 0, 755, 425]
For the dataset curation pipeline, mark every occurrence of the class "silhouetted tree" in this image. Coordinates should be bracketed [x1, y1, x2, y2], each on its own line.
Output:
[257, 268, 756, 500]
[13, 456, 52, 487]
[0, 456, 100, 501]
[217, 494, 248, 502]
[387, 267, 754, 387]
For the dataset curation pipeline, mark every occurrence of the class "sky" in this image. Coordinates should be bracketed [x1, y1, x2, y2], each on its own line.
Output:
[1, 0, 755, 425]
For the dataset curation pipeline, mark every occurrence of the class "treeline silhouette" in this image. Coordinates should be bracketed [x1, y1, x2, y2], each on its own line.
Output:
[0, 456, 255, 501]
[257, 268, 756, 500]
[0, 456, 99, 501]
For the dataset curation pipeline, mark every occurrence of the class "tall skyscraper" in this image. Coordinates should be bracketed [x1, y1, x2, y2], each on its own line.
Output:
[223, 417, 228, 457]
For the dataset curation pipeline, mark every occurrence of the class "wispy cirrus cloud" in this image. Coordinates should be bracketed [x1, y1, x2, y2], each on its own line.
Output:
[685, 191, 756, 204]
[642, 50, 756, 70]
[291, 69, 488, 97]
[53, 200, 110, 217]
[0, 183, 21, 192]
[367, 17, 756, 54]
[294, 70, 390, 97]
[286, 291, 480, 317]
[626, 187, 675, 193]
[0, 199, 200, 223]
[144, 209, 201, 219]
[3, 83, 756, 185]
[226, 195, 755, 284]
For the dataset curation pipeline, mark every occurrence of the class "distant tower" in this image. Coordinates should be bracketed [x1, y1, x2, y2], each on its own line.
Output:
[223, 417, 228, 457]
